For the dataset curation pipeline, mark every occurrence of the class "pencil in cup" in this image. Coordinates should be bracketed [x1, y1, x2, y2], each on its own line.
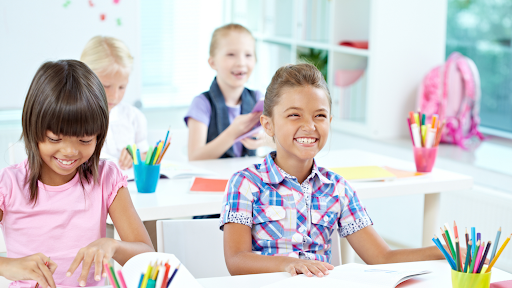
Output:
[485, 233, 511, 273]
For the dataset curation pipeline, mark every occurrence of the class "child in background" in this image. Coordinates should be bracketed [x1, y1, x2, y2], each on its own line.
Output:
[185, 24, 271, 160]
[0, 60, 154, 287]
[81, 36, 148, 170]
[220, 63, 447, 277]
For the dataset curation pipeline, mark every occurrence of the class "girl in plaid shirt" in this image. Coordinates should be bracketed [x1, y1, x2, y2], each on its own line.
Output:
[220, 63, 446, 277]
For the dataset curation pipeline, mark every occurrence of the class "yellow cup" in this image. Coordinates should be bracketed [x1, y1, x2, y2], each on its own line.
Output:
[451, 268, 491, 288]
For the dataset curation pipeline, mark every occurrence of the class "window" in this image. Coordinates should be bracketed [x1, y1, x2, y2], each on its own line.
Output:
[140, 0, 226, 107]
[447, 0, 512, 136]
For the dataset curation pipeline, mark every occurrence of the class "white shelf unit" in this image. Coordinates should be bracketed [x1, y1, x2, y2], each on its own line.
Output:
[227, 0, 447, 139]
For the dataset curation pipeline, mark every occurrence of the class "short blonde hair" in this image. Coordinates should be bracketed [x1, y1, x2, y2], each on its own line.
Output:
[80, 36, 133, 75]
[209, 23, 255, 58]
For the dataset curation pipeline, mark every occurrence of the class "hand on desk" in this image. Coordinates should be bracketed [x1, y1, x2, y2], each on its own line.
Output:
[284, 259, 334, 277]
[66, 238, 118, 286]
[0, 253, 57, 288]
[119, 149, 133, 170]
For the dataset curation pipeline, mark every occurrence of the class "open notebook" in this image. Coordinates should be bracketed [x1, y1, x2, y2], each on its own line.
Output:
[262, 263, 431, 288]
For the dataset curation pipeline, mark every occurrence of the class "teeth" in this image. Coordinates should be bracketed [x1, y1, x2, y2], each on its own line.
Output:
[296, 138, 316, 144]
[57, 158, 75, 165]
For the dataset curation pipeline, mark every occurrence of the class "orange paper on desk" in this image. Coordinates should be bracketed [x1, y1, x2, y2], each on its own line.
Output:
[328, 166, 396, 182]
[190, 177, 229, 192]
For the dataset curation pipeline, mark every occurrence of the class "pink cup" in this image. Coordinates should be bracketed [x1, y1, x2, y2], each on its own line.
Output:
[413, 146, 438, 172]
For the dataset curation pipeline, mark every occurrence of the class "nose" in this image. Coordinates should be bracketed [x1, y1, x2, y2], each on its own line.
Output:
[301, 118, 316, 132]
[60, 144, 79, 157]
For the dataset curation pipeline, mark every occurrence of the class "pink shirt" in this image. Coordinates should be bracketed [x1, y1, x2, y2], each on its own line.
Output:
[0, 160, 127, 288]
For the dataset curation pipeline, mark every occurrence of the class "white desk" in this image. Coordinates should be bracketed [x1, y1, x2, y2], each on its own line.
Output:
[128, 149, 471, 246]
[197, 260, 512, 288]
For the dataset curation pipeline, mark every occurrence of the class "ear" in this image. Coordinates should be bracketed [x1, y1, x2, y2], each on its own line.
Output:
[260, 114, 274, 138]
[329, 115, 333, 123]
[208, 57, 216, 70]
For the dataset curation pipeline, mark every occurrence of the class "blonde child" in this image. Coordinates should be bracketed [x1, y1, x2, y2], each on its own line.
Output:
[220, 63, 448, 277]
[0, 60, 154, 287]
[81, 36, 148, 170]
[185, 24, 271, 160]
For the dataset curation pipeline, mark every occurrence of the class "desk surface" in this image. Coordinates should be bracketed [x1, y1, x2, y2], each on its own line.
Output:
[128, 149, 472, 221]
[197, 260, 512, 288]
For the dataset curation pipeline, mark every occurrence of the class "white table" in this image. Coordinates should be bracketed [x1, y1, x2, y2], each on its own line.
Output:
[197, 260, 512, 288]
[123, 149, 472, 262]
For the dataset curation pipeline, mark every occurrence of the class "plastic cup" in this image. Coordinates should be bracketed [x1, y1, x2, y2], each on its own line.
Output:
[413, 146, 438, 172]
[134, 164, 160, 193]
[451, 269, 491, 288]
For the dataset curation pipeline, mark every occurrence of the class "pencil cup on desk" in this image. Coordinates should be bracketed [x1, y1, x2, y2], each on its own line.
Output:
[451, 267, 491, 288]
[413, 146, 438, 172]
[134, 164, 160, 193]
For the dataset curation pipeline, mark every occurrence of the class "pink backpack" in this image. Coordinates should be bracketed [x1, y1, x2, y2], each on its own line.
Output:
[417, 52, 485, 149]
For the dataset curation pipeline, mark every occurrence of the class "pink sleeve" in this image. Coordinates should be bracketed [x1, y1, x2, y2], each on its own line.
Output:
[0, 168, 13, 214]
[101, 161, 128, 208]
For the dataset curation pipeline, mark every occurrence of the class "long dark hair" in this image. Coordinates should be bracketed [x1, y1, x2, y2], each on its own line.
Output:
[21, 60, 109, 204]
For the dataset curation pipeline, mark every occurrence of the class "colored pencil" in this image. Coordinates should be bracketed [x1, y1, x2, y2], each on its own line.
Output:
[163, 127, 170, 151]
[469, 240, 480, 274]
[477, 232, 481, 243]
[109, 265, 121, 288]
[34, 258, 50, 288]
[486, 234, 511, 272]
[455, 238, 461, 272]
[434, 120, 446, 146]
[465, 228, 471, 265]
[153, 142, 164, 165]
[136, 148, 142, 165]
[156, 143, 170, 164]
[476, 241, 491, 273]
[444, 225, 457, 260]
[433, 236, 456, 270]
[155, 263, 166, 288]
[133, 145, 139, 164]
[117, 270, 128, 288]
[473, 242, 484, 273]
[126, 146, 134, 159]
[166, 263, 181, 288]
[407, 118, 414, 145]
[453, 221, 463, 268]
[440, 228, 451, 257]
[145, 146, 154, 165]
[138, 273, 144, 288]
[161, 262, 171, 288]
[464, 240, 472, 273]
[141, 261, 153, 288]
[471, 227, 476, 257]
[490, 227, 502, 263]
[104, 263, 117, 288]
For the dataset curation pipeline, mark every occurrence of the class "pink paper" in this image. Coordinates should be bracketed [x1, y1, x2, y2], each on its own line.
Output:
[490, 280, 512, 288]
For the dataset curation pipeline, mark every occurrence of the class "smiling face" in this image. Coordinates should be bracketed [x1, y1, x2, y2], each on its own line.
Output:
[97, 69, 130, 111]
[38, 131, 97, 185]
[261, 85, 332, 165]
[208, 31, 256, 90]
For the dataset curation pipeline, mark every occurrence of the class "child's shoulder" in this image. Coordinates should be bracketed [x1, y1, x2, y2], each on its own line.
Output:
[316, 165, 346, 185]
[0, 160, 28, 182]
[228, 163, 266, 187]
[97, 159, 125, 180]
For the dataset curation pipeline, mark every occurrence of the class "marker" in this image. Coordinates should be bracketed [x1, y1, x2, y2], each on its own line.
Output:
[425, 114, 438, 148]
[409, 111, 421, 148]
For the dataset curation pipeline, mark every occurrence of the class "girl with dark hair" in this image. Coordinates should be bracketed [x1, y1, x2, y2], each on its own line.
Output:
[0, 60, 153, 287]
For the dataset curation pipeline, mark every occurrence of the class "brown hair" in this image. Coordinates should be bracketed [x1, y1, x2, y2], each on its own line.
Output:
[263, 63, 331, 118]
[209, 23, 255, 58]
[21, 60, 109, 204]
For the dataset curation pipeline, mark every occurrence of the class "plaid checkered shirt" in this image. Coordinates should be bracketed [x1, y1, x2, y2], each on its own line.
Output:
[219, 152, 373, 263]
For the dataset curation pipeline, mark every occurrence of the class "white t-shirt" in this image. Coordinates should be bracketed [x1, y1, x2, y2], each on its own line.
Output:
[101, 102, 149, 160]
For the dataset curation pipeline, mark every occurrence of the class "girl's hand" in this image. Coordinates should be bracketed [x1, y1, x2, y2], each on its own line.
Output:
[240, 131, 266, 150]
[66, 238, 118, 286]
[229, 112, 262, 137]
[283, 259, 334, 277]
[118, 149, 133, 170]
[0, 253, 57, 288]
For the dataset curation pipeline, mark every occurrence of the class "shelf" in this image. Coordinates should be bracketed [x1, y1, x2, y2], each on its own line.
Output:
[254, 34, 294, 46]
[296, 40, 331, 51]
[332, 45, 370, 57]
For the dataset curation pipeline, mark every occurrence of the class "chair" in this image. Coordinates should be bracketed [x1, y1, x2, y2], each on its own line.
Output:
[156, 218, 343, 279]
[156, 219, 230, 278]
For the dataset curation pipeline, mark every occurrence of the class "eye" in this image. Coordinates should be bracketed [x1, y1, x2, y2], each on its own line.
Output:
[47, 136, 59, 143]
[103, 85, 111, 89]
[227, 53, 235, 57]
[316, 113, 327, 118]
[119, 86, 125, 90]
[246, 53, 253, 57]
[288, 113, 299, 117]
[80, 138, 94, 144]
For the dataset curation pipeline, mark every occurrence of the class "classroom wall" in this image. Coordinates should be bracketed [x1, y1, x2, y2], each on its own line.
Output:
[0, 0, 142, 109]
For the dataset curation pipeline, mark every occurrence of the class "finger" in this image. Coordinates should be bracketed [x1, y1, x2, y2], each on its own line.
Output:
[298, 264, 313, 277]
[47, 259, 58, 274]
[307, 264, 324, 277]
[31, 271, 51, 288]
[93, 251, 105, 281]
[78, 253, 95, 286]
[67, 250, 85, 277]
[38, 262, 56, 288]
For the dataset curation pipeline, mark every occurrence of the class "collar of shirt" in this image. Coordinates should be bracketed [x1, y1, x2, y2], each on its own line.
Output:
[257, 151, 333, 186]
